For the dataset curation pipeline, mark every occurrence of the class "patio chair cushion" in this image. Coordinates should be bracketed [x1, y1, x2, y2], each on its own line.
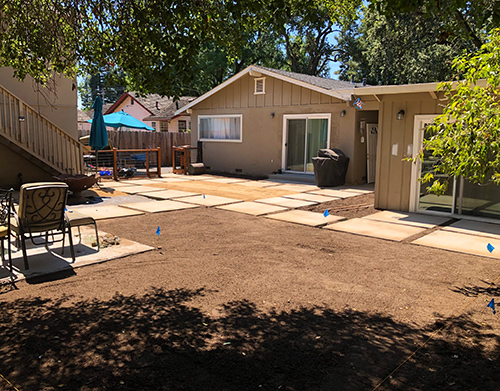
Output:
[0, 225, 7, 237]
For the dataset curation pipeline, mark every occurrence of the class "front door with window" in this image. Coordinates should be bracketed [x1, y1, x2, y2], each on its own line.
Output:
[283, 114, 330, 173]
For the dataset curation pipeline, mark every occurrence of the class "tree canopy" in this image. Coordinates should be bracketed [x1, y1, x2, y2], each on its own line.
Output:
[335, 6, 470, 85]
[369, 0, 500, 49]
[419, 28, 500, 194]
[1, 0, 360, 99]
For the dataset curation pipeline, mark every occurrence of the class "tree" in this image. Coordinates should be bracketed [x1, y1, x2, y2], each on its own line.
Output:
[1, 0, 362, 97]
[335, 6, 469, 84]
[78, 69, 127, 110]
[369, 0, 500, 50]
[418, 28, 500, 194]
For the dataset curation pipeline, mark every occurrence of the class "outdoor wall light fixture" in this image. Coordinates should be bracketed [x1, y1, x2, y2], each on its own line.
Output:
[270, 112, 275, 119]
[340, 110, 346, 117]
[18, 116, 25, 122]
[397, 110, 405, 120]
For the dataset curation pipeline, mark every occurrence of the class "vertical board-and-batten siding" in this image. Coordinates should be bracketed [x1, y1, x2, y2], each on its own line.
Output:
[195, 74, 335, 110]
[375, 93, 442, 211]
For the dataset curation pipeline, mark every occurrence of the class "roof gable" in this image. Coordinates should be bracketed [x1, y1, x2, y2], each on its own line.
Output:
[175, 65, 356, 115]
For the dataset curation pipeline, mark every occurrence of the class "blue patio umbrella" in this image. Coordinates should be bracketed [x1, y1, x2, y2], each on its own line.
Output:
[88, 110, 154, 131]
[88, 96, 109, 151]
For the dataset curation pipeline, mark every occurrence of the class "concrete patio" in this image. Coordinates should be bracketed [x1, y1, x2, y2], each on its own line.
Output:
[3, 173, 500, 283]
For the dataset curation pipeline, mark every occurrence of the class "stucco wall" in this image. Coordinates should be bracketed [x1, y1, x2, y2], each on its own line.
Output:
[0, 67, 77, 138]
[0, 67, 78, 187]
[191, 73, 363, 183]
[374, 92, 442, 211]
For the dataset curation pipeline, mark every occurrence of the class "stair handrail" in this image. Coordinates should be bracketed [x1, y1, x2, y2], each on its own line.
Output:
[0, 84, 84, 175]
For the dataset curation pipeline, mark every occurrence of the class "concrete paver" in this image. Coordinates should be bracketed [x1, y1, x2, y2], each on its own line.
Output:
[120, 200, 199, 213]
[363, 210, 451, 228]
[309, 189, 365, 198]
[412, 230, 500, 259]
[443, 220, 500, 241]
[282, 193, 340, 203]
[216, 201, 288, 216]
[238, 181, 284, 188]
[268, 183, 320, 193]
[254, 197, 316, 208]
[149, 177, 194, 183]
[0, 227, 153, 280]
[323, 218, 425, 241]
[116, 186, 165, 194]
[177, 194, 243, 206]
[205, 178, 249, 184]
[71, 205, 144, 220]
[266, 210, 346, 227]
[99, 181, 138, 188]
[140, 189, 200, 199]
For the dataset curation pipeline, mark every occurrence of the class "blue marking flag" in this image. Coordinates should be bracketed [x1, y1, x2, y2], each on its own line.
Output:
[156, 226, 161, 236]
[203, 194, 205, 199]
[324, 209, 330, 217]
[487, 299, 496, 315]
[487, 243, 495, 253]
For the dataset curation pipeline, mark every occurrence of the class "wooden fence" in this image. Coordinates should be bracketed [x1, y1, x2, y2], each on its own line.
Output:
[78, 129, 191, 167]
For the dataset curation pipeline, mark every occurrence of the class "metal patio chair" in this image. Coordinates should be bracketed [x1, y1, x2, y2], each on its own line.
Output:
[12, 182, 75, 270]
[0, 188, 14, 272]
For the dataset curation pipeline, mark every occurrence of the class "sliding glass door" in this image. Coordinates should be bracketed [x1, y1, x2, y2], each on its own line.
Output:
[412, 115, 500, 220]
[284, 115, 330, 173]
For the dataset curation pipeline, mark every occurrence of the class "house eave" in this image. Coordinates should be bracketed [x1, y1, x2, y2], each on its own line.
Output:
[174, 65, 352, 116]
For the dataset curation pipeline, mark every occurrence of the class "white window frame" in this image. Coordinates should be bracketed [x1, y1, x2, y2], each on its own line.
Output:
[254, 77, 266, 95]
[281, 113, 331, 173]
[198, 114, 243, 142]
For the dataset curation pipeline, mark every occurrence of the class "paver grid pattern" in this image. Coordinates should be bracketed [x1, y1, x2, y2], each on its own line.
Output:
[69, 175, 500, 260]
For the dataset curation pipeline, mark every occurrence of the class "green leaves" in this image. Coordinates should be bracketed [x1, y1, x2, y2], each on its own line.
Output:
[422, 28, 500, 193]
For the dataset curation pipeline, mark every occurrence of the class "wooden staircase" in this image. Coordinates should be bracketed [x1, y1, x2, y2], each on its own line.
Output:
[0, 84, 84, 176]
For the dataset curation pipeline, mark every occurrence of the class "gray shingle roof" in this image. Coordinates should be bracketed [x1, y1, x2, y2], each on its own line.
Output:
[77, 109, 92, 122]
[142, 96, 195, 120]
[257, 66, 364, 90]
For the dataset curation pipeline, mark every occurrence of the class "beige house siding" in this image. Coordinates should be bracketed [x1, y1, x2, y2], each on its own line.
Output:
[374, 92, 442, 211]
[0, 67, 77, 187]
[192, 74, 365, 183]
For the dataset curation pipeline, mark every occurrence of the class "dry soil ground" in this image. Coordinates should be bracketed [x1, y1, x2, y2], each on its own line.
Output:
[1, 194, 500, 390]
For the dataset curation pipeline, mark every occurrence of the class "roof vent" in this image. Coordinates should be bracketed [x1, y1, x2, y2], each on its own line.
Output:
[156, 101, 159, 110]
[175, 101, 179, 110]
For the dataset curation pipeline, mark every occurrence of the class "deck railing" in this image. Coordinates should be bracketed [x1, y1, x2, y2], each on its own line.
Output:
[0, 85, 84, 175]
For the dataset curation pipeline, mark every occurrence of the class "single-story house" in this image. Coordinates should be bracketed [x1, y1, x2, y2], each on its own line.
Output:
[106, 92, 193, 132]
[176, 65, 499, 222]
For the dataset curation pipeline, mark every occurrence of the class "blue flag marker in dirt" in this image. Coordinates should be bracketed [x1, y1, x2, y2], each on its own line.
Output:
[487, 299, 496, 314]
[203, 194, 205, 199]
[156, 226, 160, 236]
[324, 209, 329, 217]
[487, 243, 495, 253]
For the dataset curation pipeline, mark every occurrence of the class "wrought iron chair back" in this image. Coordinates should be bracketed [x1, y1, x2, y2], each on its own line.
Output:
[0, 188, 13, 272]
[13, 182, 75, 270]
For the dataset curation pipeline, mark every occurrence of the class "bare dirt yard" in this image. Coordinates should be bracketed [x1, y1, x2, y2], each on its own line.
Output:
[1, 194, 500, 390]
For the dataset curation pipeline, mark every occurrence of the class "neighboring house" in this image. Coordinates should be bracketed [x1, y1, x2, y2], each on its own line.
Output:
[105, 92, 193, 132]
[176, 65, 500, 222]
[78, 109, 92, 133]
[0, 67, 81, 188]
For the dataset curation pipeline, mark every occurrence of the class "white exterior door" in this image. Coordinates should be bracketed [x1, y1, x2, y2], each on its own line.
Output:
[366, 123, 378, 183]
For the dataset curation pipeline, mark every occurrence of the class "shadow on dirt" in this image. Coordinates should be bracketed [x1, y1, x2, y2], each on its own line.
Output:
[1, 287, 499, 390]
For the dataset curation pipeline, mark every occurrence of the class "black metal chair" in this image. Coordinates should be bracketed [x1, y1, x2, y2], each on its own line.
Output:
[11, 182, 75, 270]
[0, 188, 13, 272]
